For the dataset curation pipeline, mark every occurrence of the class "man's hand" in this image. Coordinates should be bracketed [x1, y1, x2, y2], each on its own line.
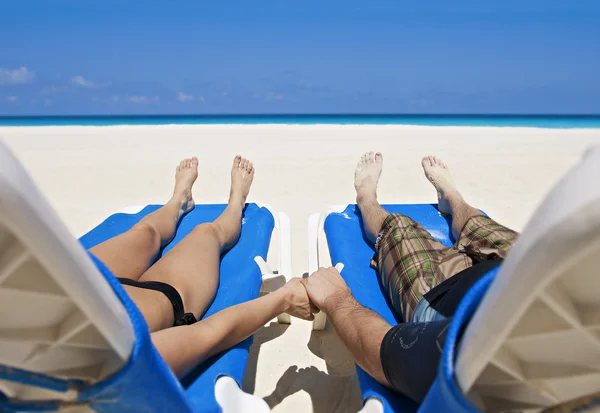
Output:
[280, 277, 319, 321]
[301, 267, 352, 314]
[302, 268, 391, 388]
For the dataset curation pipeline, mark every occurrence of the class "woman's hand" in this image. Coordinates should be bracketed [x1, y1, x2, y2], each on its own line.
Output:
[280, 277, 319, 321]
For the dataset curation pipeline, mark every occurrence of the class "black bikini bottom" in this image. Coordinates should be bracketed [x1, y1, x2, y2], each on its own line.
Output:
[118, 278, 198, 326]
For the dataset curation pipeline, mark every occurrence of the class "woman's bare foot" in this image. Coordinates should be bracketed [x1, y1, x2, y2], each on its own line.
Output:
[354, 151, 383, 202]
[172, 157, 198, 215]
[230, 155, 254, 207]
[421, 155, 461, 215]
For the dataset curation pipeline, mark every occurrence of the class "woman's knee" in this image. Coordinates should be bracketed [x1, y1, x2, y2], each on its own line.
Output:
[131, 222, 161, 251]
[192, 222, 225, 246]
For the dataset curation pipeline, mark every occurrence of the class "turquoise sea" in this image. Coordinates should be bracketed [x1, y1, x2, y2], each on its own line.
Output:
[0, 115, 600, 128]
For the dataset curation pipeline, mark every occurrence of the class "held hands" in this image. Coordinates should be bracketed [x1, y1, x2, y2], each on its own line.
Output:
[280, 278, 320, 321]
[300, 267, 351, 314]
[280, 267, 352, 321]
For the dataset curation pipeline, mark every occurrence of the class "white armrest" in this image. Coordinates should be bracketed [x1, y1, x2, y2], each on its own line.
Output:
[254, 207, 292, 324]
[308, 213, 327, 330]
[273, 211, 292, 278]
[308, 213, 321, 275]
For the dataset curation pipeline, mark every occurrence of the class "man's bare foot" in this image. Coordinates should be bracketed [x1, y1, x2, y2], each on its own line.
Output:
[172, 156, 198, 215]
[230, 155, 254, 207]
[355, 151, 383, 202]
[421, 155, 460, 215]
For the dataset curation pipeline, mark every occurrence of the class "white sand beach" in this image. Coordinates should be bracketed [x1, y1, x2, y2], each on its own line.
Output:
[2, 124, 600, 412]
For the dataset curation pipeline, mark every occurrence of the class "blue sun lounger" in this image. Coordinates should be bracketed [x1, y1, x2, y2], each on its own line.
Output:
[79, 203, 284, 412]
[309, 204, 454, 413]
[0, 141, 289, 413]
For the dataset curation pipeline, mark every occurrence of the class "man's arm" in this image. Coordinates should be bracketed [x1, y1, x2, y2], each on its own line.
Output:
[302, 267, 392, 386]
[303, 267, 453, 402]
[325, 291, 392, 385]
[152, 278, 314, 378]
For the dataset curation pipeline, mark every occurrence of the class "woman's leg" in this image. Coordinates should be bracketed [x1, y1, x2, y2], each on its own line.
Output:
[135, 155, 255, 331]
[90, 157, 198, 281]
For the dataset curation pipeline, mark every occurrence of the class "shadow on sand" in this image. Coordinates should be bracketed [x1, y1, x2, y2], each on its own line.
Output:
[260, 322, 362, 413]
[263, 365, 362, 413]
[242, 321, 289, 395]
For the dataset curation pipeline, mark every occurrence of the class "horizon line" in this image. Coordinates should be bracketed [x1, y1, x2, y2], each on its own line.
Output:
[2, 113, 600, 119]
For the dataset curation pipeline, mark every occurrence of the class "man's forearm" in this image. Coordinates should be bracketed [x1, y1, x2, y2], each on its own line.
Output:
[152, 289, 288, 377]
[325, 292, 392, 386]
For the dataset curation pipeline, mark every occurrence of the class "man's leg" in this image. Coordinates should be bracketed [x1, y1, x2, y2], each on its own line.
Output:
[354, 152, 449, 322]
[90, 157, 199, 281]
[136, 155, 254, 331]
[355, 151, 388, 244]
[421, 155, 518, 256]
[421, 155, 482, 240]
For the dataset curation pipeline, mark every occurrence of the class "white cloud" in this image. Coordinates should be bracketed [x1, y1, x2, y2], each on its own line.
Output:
[40, 85, 62, 95]
[110, 95, 120, 103]
[6, 96, 18, 102]
[72, 75, 110, 88]
[178, 92, 194, 102]
[266, 92, 284, 101]
[0, 67, 35, 85]
[198, 96, 205, 103]
[127, 95, 159, 104]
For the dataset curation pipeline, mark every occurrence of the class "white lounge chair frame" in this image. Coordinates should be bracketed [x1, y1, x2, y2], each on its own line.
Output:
[455, 146, 600, 412]
[0, 141, 290, 412]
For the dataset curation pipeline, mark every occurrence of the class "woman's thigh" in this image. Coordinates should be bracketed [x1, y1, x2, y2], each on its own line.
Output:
[136, 223, 222, 328]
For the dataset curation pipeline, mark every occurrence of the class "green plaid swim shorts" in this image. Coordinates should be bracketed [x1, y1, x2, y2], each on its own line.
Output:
[371, 213, 518, 322]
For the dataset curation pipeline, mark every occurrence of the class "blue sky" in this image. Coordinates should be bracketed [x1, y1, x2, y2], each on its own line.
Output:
[1, 1, 599, 115]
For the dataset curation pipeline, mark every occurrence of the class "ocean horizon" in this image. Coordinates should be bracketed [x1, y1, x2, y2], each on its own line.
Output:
[1, 114, 600, 128]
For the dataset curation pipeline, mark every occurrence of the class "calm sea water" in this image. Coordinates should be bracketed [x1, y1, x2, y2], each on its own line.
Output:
[1, 114, 600, 128]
